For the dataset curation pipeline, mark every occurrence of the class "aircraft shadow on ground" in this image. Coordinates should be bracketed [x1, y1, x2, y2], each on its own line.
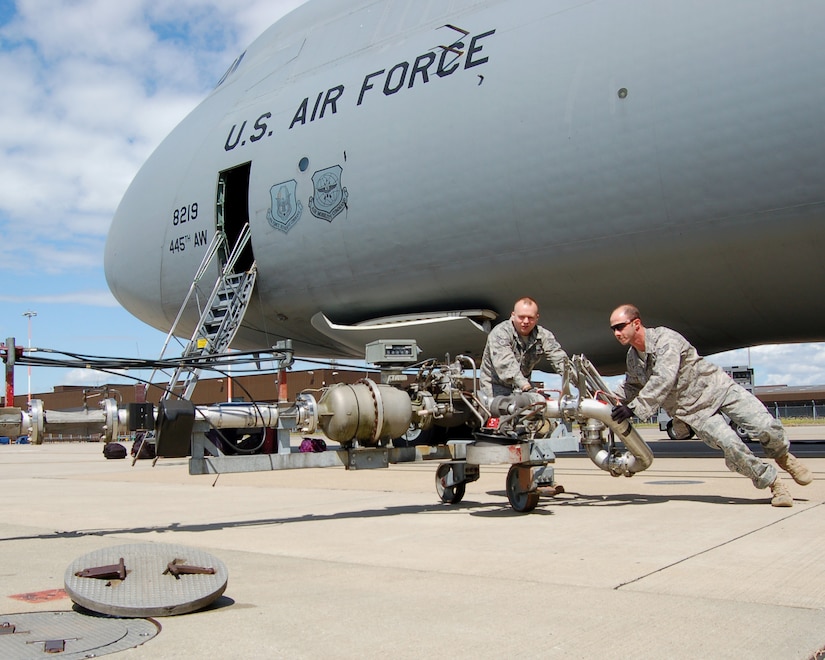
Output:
[1, 492, 816, 543]
[0, 500, 538, 541]
[520, 490, 805, 507]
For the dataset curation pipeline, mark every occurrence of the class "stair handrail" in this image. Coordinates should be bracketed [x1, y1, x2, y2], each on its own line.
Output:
[160, 223, 257, 400]
[152, 230, 228, 368]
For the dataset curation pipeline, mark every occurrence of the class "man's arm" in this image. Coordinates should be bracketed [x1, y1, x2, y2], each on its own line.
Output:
[629, 337, 682, 419]
[539, 328, 571, 376]
[488, 332, 531, 391]
[613, 379, 630, 402]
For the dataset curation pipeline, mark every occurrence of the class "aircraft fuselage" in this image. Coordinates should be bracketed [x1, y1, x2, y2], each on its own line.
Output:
[105, 0, 825, 372]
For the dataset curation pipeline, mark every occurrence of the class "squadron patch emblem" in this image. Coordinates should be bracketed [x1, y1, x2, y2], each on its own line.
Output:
[309, 165, 348, 222]
[267, 179, 303, 233]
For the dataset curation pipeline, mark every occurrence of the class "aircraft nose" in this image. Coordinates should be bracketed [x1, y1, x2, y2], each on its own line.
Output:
[104, 170, 168, 335]
[105, 86, 219, 338]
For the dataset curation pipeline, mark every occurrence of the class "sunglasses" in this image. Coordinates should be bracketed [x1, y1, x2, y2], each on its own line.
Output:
[610, 318, 637, 332]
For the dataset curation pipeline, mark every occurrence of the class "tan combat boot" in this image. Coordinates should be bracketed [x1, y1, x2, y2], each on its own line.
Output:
[770, 476, 793, 507]
[776, 452, 813, 486]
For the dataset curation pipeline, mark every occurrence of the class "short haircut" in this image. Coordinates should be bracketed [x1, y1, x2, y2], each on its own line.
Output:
[616, 303, 641, 321]
[514, 296, 539, 309]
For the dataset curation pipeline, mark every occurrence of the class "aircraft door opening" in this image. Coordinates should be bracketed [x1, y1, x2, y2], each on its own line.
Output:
[216, 163, 254, 273]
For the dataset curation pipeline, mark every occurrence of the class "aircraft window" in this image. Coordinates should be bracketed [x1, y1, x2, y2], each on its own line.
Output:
[298, 157, 309, 172]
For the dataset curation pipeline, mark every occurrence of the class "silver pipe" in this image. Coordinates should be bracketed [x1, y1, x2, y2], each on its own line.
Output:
[26, 400, 111, 444]
[541, 396, 653, 476]
[193, 403, 282, 429]
[578, 399, 654, 476]
[26, 398, 287, 441]
[456, 354, 478, 395]
[458, 390, 486, 427]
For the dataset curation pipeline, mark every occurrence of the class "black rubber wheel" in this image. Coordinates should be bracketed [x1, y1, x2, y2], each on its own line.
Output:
[506, 464, 539, 513]
[435, 463, 466, 504]
[666, 419, 695, 440]
[394, 424, 435, 447]
[730, 421, 751, 442]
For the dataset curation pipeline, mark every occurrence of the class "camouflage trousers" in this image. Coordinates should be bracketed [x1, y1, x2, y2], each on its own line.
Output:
[487, 382, 520, 399]
[690, 384, 789, 490]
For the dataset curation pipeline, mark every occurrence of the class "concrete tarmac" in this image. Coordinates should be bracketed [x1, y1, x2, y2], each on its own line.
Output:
[1, 427, 824, 659]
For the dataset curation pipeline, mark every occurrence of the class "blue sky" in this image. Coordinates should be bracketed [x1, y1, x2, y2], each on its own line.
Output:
[1, 0, 824, 397]
[0, 0, 308, 395]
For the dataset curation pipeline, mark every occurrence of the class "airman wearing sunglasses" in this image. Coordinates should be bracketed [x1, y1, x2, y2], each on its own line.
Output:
[609, 304, 812, 507]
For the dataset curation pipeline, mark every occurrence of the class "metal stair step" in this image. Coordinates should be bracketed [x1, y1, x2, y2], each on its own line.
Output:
[150, 223, 258, 403]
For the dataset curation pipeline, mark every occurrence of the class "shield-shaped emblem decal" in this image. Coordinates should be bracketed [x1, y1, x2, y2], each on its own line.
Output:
[267, 179, 303, 233]
[309, 165, 348, 222]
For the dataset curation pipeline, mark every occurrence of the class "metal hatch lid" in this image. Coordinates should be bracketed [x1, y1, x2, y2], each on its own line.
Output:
[64, 542, 228, 618]
[0, 610, 159, 659]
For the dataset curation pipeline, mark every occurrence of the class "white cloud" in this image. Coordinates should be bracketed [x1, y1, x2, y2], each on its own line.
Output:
[0, 1, 253, 273]
[0, 289, 119, 307]
[1, 1, 306, 273]
[0, 0, 309, 395]
[63, 367, 129, 388]
[706, 343, 824, 386]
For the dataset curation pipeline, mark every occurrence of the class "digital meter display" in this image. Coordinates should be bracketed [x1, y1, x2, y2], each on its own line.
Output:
[365, 340, 419, 365]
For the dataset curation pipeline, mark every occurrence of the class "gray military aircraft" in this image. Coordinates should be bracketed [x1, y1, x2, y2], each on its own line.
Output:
[104, 0, 825, 373]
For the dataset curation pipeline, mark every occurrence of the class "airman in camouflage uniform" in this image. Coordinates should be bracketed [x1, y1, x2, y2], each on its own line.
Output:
[609, 304, 813, 507]
[480, 297, 570, 399]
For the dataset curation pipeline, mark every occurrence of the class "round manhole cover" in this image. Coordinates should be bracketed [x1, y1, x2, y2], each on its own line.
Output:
[64, 543, 228, 617]
[0, 610, 159, 658]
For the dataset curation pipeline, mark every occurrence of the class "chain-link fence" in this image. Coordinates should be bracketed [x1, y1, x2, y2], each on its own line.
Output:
[764, 402, 825, 420]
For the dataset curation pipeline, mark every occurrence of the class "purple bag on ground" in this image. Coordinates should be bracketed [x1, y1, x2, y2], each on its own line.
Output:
[299, 438, 327, 452]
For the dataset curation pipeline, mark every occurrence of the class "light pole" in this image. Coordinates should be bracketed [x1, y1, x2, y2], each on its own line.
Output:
[23, 310, 37, 402]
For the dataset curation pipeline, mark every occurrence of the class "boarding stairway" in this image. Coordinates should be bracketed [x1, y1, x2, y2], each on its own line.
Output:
[151, 223, 257, 402]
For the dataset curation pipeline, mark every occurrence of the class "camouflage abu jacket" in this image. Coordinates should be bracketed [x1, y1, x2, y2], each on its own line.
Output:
[614, 326, 734, 426]
[480, 319, 569, 397]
